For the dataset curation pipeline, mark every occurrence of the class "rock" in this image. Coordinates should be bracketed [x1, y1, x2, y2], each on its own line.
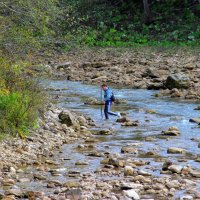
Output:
[65, 189, 82, 199]
[58, 111, 79, 128]
[114, 99, 128, 104]
[75, 161, 89, 165]
[96, 129, 112, 135]
[167, 147, 186, 154]
[180, 195, 194, 200]
[2, 196, 16, 200]
[121, 147, 138, 154]
[56, 62, 72, 69]
[162, 160, 173, 170]
[124, 166, 134, 176]
[5, 189, 23, 197]
[116, 117, 129, 123]
[77, 116, 87, 126]
[168, 164, 183, 173]
[146, 109, 157, 114]
[63, 181, 80, 188]
[19, 178, 30, 183]
[87, 151, 104, 157]
[194, 106, 200, 110]
[123, 189, 140, 200]
[166, 180, 180, 189]
[84, 97, 102, 105]
[165, 73, 190, 89]
[108, 158, 125, 167]
[138, 170, 152, 176]
[189, 118, 200, 124]
[121, 121, 138, 126]
[162, 126, 181, 136]
[33, 174, 46, 180]
[2, 179, 15, 186]
[190, 170, 200, 178]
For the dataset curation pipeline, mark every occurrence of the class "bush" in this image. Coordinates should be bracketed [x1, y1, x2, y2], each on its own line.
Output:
[0, 57, 46, 138]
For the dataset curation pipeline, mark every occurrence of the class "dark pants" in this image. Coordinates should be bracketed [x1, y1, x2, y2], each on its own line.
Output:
[104, 100, 118, 119]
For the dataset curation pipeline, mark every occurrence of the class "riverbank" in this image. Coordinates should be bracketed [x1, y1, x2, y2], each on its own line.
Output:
[41, 47, 200, 101]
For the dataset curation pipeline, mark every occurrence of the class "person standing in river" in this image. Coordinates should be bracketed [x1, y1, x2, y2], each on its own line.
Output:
[101, 83, 121, 120]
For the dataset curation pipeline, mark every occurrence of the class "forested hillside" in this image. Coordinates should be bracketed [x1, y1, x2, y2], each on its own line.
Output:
[1, 0, 200, 54]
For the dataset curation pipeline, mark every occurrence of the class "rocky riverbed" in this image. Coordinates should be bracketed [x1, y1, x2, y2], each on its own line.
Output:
[1, 48, 200, 200]
[0, 106, 199, 200]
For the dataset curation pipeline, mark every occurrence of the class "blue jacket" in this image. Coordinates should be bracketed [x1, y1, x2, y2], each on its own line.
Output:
[104, 88, 112, 102]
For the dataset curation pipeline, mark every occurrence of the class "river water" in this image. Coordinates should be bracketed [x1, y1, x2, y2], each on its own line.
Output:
[15, 80, 200, 198]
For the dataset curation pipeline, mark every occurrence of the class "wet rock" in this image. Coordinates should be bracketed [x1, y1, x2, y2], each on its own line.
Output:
[84, 97, 102, 105]
[162, 160, 173, 170]
[121, 147, 138, 154]
[165, 73, 190, 89]
[63, 181, 80, 188]
[162, 126, 180, 136]
[146, 109, 157, 114]
[123, 189, 140, 200]
[96, 129, 112, 135]
[87, 151, 104, 157]
[168, 165, 183, 174]
[121, 121, 139, 126]
[114, 99, 128, 104]
[189, 118, 200, 124]
[166, 180, 181, 189]
[116, 117, 129, 123]
[124, 166, 135, 176]
[194, 106, 200, 110]
[167, 147, 186, 154]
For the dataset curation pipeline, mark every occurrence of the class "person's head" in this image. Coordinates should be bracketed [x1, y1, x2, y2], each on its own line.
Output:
[101, 83, 108, 91]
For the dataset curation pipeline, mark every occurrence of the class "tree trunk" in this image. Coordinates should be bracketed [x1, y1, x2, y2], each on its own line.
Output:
[143, 0, 152, 24]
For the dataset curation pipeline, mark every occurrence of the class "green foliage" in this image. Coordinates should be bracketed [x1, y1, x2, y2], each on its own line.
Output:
[0, 57, 46, 138]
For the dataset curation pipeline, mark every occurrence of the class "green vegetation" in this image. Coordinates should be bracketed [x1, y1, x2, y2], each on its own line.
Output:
[63, 0, 200, 47]
[0, 56, 46, 139]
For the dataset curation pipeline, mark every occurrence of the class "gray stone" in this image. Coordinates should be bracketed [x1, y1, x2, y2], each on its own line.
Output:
[123, 189, 140, 200]
[165, 73, 190, 89]
[121, 147, 138, 154]
[124, 166, 134, 176]
[167, 147, 186, 154]
[162, 126, 180, 136]
[189, 118, 200, 124]
[180, 195, 193, 200]
[58, 111, 79, 128]
[168, 164, 183, 173]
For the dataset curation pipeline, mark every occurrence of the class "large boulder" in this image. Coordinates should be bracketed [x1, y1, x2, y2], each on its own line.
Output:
[165, 73, 190, 89]
[58, 111, 79, 129]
